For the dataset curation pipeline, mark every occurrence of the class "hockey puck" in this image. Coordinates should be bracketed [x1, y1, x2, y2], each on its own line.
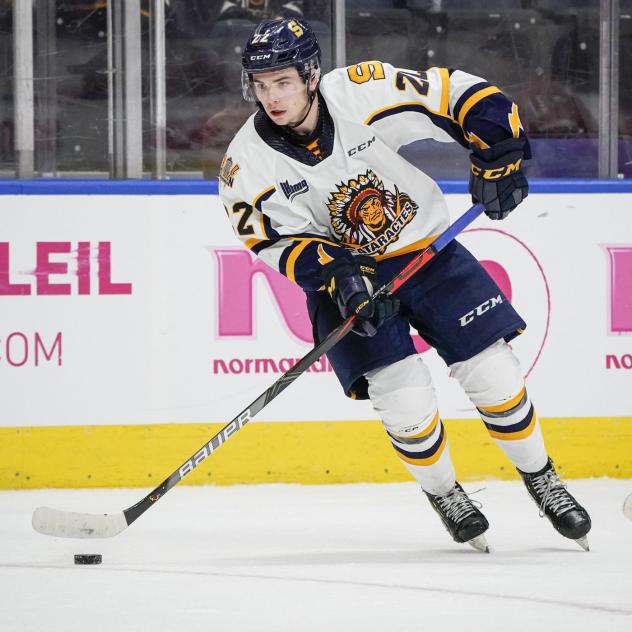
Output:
[74, 554, 102, 565]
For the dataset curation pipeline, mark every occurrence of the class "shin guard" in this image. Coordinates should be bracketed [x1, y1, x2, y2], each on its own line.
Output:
[366, 355, 456, 494]
[450, 340, 548, 473]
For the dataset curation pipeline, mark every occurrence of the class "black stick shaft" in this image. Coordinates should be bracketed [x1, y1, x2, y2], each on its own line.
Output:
[123, 203, 485, 527]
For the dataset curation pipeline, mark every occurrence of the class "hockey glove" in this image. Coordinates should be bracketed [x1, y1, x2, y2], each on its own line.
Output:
[321, 254, 400, 337]
[469, 137, 529, 220]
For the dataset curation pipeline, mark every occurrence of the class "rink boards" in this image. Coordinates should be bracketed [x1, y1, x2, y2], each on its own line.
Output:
[1, 182, 631, 488]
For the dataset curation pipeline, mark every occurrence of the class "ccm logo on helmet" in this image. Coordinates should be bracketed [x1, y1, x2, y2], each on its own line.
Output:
[250, 54, 272, 60]
[459, 295, 503, 326]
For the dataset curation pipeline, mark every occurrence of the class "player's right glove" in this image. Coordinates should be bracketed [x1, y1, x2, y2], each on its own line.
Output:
[321, 254, 400, 337]
[469, 137, 529, 220]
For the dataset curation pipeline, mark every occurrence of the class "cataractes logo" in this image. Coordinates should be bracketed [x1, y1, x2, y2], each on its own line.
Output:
[326, 169, 418, 256]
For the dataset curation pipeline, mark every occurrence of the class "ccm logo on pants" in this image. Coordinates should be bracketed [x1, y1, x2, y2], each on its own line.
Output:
[459, 295, 503, 327]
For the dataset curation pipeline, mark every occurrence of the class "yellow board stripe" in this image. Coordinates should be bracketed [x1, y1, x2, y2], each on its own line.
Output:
[457, 86, 502, 128]
[479, 386, 526, 414]
[1, 418, 630, 489]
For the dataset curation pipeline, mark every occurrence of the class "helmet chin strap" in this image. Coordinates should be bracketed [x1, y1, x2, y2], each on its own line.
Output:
[285, 84, 318, 133]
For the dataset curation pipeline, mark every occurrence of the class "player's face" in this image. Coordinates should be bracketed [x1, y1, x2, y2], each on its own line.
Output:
[359, 197, 386, 230]
[252, 68, 310, 126]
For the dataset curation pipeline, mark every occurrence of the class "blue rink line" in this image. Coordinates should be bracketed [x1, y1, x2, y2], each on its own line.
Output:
[1, 178, 632, 195]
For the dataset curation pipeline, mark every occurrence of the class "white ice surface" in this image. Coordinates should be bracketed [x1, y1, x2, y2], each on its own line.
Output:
[1, 479, 631, 632]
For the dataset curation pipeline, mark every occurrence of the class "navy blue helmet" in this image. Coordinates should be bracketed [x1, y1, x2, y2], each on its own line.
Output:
[241, 18, 321, 101]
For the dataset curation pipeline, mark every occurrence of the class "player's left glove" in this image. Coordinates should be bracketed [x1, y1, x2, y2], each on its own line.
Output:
[469, 137, 529, 220]
[321, 254, 400, 337]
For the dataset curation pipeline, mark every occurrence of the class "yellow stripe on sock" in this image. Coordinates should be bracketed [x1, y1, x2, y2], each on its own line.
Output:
[392, 411, 439, 441]
[395, 428, 447, 466]
[487, 409, 537, 441]
[479, 386, 526, 414]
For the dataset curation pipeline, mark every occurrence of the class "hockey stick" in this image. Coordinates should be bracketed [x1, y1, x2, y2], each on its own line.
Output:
[32, 203, 485, 539]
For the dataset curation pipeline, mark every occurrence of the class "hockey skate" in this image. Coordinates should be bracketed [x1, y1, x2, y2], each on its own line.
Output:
[518, 458, 591, 551]
[425, 483, 490, 553]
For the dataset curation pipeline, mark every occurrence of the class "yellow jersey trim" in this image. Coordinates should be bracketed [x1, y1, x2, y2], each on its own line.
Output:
[437, 67, 450, 117]
[283, 236, 339, 283]
[457, 86, 502, 128]
[286, 240, 312, 283]
[364, 101, 457, 126]
[375, 236, 437, 261]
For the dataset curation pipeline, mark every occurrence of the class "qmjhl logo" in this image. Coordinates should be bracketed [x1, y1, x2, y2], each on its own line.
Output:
[280, 179, 309, 201]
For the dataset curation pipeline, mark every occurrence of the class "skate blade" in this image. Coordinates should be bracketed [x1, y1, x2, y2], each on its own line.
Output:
[575, 536, 589, 552]
[467, 534, 490, 553]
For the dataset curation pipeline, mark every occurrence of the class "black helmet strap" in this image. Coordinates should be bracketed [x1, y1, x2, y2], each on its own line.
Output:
[285, 83, 318, 132]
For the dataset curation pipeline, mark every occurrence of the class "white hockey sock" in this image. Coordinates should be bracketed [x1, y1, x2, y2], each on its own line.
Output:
[366, 356, 458, 495]
[387, 414, 456, 495]
[477, 387, 548, 474]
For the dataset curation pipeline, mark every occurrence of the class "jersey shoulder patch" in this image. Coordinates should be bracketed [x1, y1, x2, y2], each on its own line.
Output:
[219, 154, 241, 188]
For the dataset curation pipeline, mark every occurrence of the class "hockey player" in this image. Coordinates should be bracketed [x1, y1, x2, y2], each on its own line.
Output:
[219, 17, 591, 551]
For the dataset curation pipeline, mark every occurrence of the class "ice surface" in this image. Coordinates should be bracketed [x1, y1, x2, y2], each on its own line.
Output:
[1, 479, 631, 632]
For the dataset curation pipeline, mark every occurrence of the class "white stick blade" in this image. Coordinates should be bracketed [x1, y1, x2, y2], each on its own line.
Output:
[32, 506, 128, 539]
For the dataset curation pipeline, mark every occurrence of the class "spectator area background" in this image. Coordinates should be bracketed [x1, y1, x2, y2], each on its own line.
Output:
[1, 1, 630, 179]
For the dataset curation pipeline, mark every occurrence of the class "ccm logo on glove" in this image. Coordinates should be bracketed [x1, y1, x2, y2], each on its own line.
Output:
[470, 158, 522, 180]
[469, 137, 530, 221]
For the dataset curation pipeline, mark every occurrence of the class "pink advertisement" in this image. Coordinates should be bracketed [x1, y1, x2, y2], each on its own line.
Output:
[0, 193, 630, 426]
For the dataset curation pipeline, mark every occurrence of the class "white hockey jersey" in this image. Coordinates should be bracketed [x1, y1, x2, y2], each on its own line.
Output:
[219, 61, 525, 291]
